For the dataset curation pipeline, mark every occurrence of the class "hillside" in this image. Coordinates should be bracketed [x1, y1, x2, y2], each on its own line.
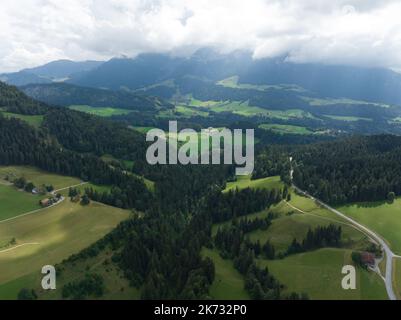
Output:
[0, 81, 50, 115]
[292, 135, 401, 204]
[0, 60, 104, 86]
[20, 83, 173, 112]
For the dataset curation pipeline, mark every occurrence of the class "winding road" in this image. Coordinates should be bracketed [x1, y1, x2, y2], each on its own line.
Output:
[289, 157, 400, 300]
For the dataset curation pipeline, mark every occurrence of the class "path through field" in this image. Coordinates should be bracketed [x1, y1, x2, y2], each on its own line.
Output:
[0, 243, 40, 254]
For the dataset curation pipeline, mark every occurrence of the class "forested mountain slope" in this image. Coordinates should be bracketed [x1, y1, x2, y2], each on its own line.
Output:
[292, 135, 401, 204]
[21, 83, 173, 112]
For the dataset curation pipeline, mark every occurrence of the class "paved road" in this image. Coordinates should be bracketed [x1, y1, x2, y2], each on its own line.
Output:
[289, 158, 399, 300]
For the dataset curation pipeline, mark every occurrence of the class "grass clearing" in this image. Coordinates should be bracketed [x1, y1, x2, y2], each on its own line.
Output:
[201, 248, 249, 300]
[1, 112, 44, 129]
[324, 115, 372, 122]
[258, 248, 387, 300]
[0, 184, 43, 221]
[68, 105, 132, 117]
[224, 175, 283, 193]
[36, 248, 140, 300]
[258, 124, 314, 135]
[0, 166, 82, 190]
[216, 76, 307, 93]
[303, 97, 389, 108]
[0, 199, 130, 294]
[338, 198, 401, 255]
[210, 176, 381, 299]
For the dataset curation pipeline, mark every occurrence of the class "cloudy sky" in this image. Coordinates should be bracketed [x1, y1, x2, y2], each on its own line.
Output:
[1, 0, 401, 73]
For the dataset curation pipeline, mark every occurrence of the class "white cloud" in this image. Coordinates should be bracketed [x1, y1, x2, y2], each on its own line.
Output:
[1, 0, 401, 72]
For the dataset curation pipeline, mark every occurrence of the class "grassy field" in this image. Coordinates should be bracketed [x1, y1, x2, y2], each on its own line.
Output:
[258, 248, 387, 300]
[213, 191, 370, 253]
[304, 97, 389, 108]
[0, 248, 141, 300]
[202, 248, 249, 300]
[216, 76, 307, 93]
[210, 174, 383, 299]
[224, 175, 283, 193]
[338, 198, 401, 255]
[258, 124, 314, 135]
[68, 105, 132, 117]
[0, 166, 82, 190]
[0, 184, 43, 222]
[1, 112, 44, 129]
[0, 200, 130, 298]
[324, 115, 372, 122]
[188, 98, 318, 120]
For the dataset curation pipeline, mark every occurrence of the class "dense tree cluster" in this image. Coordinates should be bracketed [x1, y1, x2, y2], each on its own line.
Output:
[43, 108, 147, 163]
[286, 225, 342, 256]
[0, 81, 50, 115]
[214, 220, 306, 299]
[62, 274, 105, 300]
[205, 187, 283, 223]
[21, 83, 173, 112]
[252, 146, 292, 182]
[293, 135, 401, 204]
[0, 115, 151, 211]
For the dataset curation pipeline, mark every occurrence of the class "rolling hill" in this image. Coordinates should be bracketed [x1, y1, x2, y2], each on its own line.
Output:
[20, 83, 173, 112]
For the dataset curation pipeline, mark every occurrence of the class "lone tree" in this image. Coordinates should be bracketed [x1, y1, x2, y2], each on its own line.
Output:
[387, 192, 396, 203]
[80, 194, 90, 206]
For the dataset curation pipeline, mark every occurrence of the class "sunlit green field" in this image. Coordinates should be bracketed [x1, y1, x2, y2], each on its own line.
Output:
[259, 123, 314, 135]
[0, 112, 44, 128]
[0, 166, 82, 191]
[175, 96, 319, 120]
[338, 198, 401, 255]
[201, 248, 249, 300]
[0, 200, 130, 298]
[0, 184, 43, 221]
[210, 175, 385, 299]
[224, 175, 283, 193]
[0, 248, 140, 300]
[258, 248, 387, 300]
[324, 115, 372, 122]
[68, 105, 132, 117]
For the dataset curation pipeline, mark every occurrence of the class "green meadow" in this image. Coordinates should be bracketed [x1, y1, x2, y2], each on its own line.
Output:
[68, 105, 132, 117]
[258, 248, 387, 300]
[258, 123, 314, 135]
[0, 184, 43, 222]
[224, 175, 283, 193]
[0, 112, 44, 129]
[209, 175, 385, 299]
[202, 248, 249, 300]
[0, 200, 129, 298]
[338, 198, 401, 255]
[324, 115, 372, 122]
[22, 248, 140, 300]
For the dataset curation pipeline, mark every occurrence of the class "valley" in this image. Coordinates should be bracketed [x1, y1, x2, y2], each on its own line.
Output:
[2, 49, 401, 301]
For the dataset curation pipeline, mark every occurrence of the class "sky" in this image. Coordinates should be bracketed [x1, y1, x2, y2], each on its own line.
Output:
[1, 0, 401, 73]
